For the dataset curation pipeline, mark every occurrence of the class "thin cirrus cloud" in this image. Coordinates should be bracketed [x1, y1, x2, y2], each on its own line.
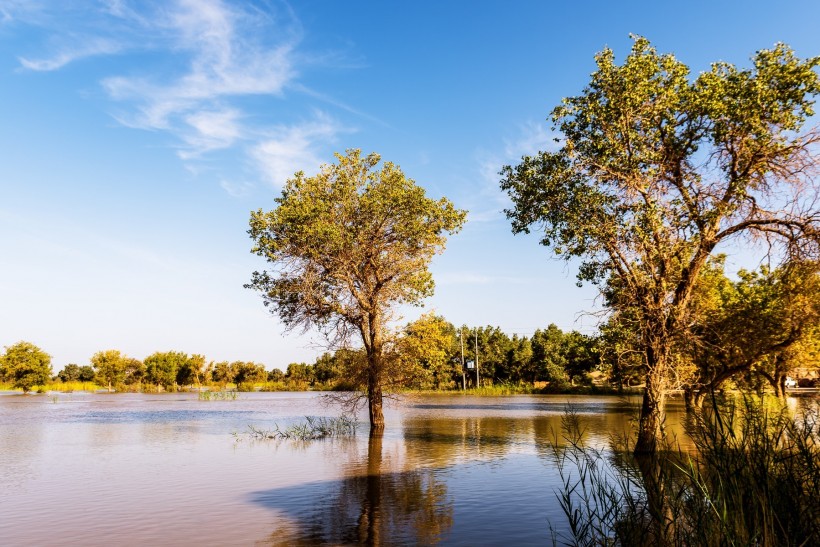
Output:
[469, 121, 560, 222]
[12, 0, 350, 190]
[251, 112, 347, 188]
[18, 37, 122, 71]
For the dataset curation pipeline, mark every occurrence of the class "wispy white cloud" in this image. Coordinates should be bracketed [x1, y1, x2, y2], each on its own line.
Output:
[101, 0, 297, 137]
[220, 178, 254, 197]
[469, 121, 561, 222]
[18, 37, 121, 71]
[504, 120, 559, 159]
[251, 112, 346, 187]
[8, 0, 356, 193]
[178, 107, 243, 159]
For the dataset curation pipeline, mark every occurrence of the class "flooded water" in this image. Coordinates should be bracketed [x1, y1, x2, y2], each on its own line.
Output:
[0, 392, 686, 546]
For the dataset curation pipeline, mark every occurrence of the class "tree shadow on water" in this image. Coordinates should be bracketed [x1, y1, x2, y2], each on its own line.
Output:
[249, 435, 454, 546]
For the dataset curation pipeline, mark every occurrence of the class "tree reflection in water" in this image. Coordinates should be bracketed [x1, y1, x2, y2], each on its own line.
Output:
[250, 434, 453, 545]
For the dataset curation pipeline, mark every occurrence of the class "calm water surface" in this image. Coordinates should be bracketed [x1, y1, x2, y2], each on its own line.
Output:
[0, 392, 686, 546]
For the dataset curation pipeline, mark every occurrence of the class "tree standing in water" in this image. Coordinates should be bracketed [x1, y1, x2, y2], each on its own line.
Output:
[502, 37, 820, 454]
[247, 149, 466, 434]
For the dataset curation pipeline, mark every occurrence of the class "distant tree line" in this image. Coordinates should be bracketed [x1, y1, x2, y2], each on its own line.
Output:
[2, 263, 818, 395]
[0, 344, 270, 393]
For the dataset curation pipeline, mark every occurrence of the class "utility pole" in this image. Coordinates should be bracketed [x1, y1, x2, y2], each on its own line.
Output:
[475, 329, 479, 389]
[460, 329, 466, 390]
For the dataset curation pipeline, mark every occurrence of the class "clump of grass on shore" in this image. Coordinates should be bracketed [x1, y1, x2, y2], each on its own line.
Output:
[0, 381, 102, 393]
[46, 381, 101, 392]
[469, 383, 538, 395]
[236, 415, 358, 442]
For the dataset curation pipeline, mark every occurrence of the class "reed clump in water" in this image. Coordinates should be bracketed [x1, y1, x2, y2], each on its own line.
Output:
[549, 396, 820, 546]
[238, 415, 358, 442]
[198, 390, 238, 401]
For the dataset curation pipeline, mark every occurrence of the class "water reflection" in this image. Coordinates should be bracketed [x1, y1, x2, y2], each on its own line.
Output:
[251, 435, 454, 545]
[0, 392, 700, 545]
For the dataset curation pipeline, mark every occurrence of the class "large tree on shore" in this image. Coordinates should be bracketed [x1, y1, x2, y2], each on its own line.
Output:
[247, 149, 466, 433]
[91, 349, 127, 392]
[501, 37, 820, 454]
[0, 341, 52, 393]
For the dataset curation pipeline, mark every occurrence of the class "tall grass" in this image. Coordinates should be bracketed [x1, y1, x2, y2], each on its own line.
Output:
[466, 383, 538, 395]
[0, 381, 102, 392]
[45, 381, 102, 392]
[549, 396, 820, 546]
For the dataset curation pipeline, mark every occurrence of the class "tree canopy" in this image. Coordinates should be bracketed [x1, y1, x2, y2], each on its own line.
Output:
[0, 341, 52, 393]
[91, 349, 128, 392]
[247, 149, 466, 432]
[501, 37, 820, 453]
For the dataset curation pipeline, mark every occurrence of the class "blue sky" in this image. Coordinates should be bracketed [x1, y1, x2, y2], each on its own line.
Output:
[2, 0, 819, 370]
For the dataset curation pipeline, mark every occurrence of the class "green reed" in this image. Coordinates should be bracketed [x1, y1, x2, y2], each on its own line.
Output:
[549, 396, 820, 546]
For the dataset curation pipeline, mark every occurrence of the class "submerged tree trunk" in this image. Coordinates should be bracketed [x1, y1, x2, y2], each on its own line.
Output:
[635, 342, 669, 455]
[635, 381, 666, 454]
[368, 365, 385, 435]
[364, 311, 385, 435]
[364, 341, 385, 434]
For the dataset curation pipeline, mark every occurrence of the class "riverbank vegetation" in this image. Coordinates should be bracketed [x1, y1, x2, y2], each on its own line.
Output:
[550, 395, 820, 546]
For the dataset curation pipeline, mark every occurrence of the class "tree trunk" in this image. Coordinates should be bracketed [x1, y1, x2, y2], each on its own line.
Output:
[635, 349, 668, 455]
[635, 385, 665, 454]
[683, 387, 695, 412]
[634, 327, 674, 455]
[774, 374, 786, 399]
[683, 386, 705, 412]
[367, 349, 385, 435]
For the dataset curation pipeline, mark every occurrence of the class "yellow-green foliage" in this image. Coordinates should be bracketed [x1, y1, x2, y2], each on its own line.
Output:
[45, 381, 101, 392]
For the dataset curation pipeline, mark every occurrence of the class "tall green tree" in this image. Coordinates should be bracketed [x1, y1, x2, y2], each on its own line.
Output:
[531, 325, 570, 386]
[176, 354, 206, 388]
[501, 37, 820, 453]
[57, 363, 82, 382]
[90, 349, 127, 392]
[0, 341, 52, 393]
[233, 361, 267, 388]
[123, 357, 146, 386]
[396, 313, 459, 389]
[144, 351, 189, 391]
[247, 149, 466, 433]
[209, 360, 235, 388]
